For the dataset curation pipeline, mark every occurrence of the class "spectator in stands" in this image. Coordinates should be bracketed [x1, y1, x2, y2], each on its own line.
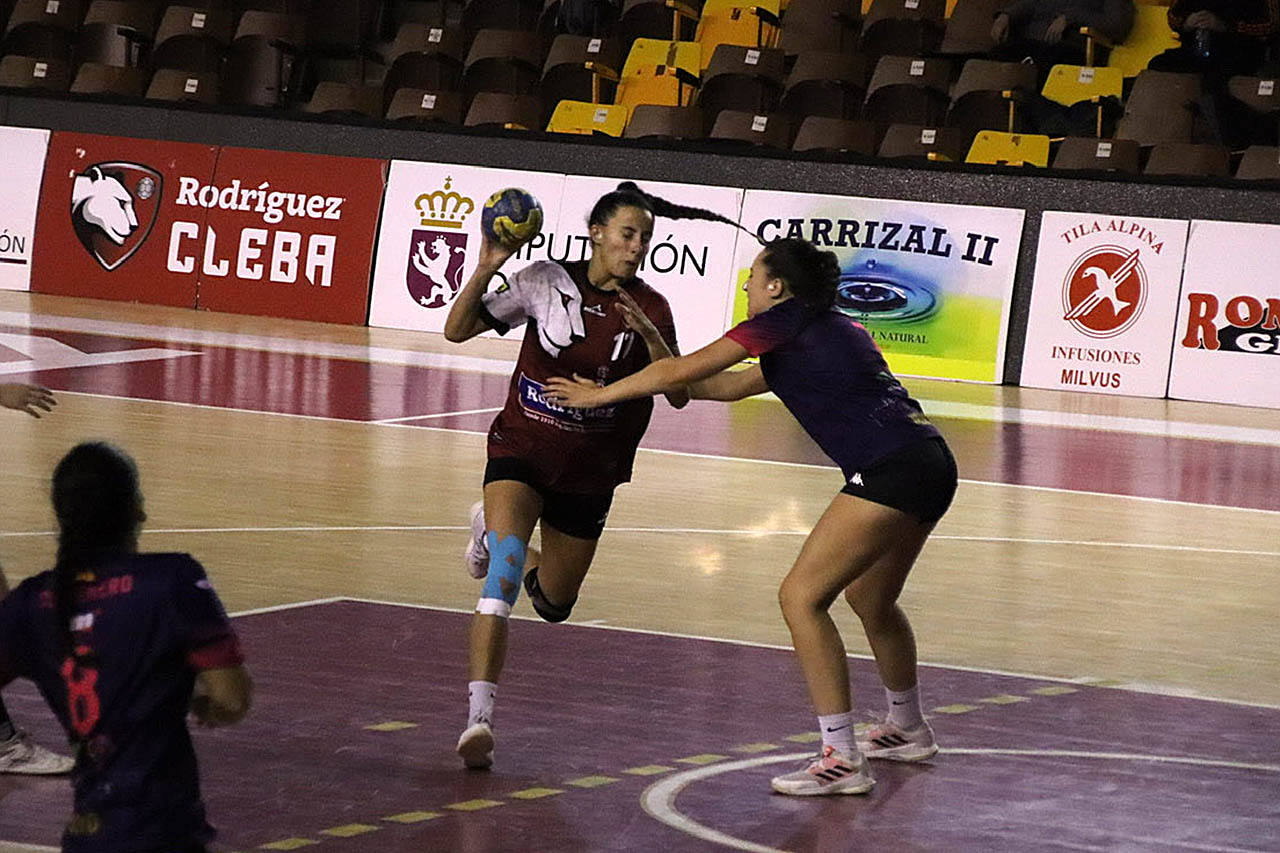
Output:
[991, 0, 1136, 73]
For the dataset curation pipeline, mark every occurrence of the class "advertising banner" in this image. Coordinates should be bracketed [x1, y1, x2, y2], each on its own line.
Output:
[1019, 212, 1189, 397]
[732, 190, 1024, 382]
[368, 161, 566, 334]
[0, 126, 50, 292]
[537, 176, 745, 352]
[190, 147, 387, 324]
[32, 132, 217, 307]
[1168, 220, 1280, 409]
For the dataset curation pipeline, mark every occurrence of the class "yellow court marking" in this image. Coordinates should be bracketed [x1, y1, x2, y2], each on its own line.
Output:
[446, 799, 505, 811]
[383, 811, 443, 823]
[784, 732, 822, 743]
[320, 824, 379, 838]
[980, 694, 1030, 705]
[676, 754, 729, 765]
[933, 704, 980, 714]
[624, 764, 675, 776]
[731, 743, 780, 753]
[1032, 685, 1079, 696]
[363, 721, 419, 732]
[565, 775, 619, 788]
[508, 787, 565, 799]
[258, 840, 320, 851]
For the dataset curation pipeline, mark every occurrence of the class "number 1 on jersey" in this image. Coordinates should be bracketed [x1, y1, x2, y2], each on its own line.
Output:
[611, 331, 635, 362]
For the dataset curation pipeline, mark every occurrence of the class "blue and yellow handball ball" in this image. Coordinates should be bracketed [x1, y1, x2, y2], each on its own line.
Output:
[481, 187, 544, 248]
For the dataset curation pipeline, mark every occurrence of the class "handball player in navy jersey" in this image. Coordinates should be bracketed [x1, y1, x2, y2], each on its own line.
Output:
[0, 442, 252, 850]
[547, 238, 957, 796]
[444, 182, 740, 769]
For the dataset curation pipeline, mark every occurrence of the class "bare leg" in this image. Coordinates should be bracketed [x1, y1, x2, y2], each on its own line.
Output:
[467, 481, 541, 683]
[843, 527, 933, 692]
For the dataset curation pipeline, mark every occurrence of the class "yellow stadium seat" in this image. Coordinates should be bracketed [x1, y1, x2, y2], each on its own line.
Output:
[965, 130, 1050, 166]
[616, 39, 701, 111]
[695, 1, 781, 68]
[546, 100, 628, 135]
[1107, 3, 1179, 78]
[621, 37, 701, 78]
[1043, 64, 1123, 105]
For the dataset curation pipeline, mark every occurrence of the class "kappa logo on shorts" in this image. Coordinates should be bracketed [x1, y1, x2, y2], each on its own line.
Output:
[70, 162, 163, 271]
[848, 472, 864, 487]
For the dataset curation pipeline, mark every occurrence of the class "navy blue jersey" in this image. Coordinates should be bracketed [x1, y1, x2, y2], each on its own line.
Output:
[725, 298, 941, 478]
[0, 553, 243, 853]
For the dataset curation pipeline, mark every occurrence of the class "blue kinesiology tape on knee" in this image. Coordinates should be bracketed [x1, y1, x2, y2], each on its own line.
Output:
[478, 532, 526, 616]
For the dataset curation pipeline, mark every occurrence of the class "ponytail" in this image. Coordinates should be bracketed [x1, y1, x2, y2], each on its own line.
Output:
[588, 181, 757, 241]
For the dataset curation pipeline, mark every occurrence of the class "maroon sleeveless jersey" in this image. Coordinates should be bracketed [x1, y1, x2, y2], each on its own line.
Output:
[479, 259, 678, 493]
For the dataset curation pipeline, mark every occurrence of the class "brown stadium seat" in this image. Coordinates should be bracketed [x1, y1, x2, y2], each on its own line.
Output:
[876, 122, 968, 161]
[1143, 142, 1230, 178]
[71, 59, 147, 94]
[778, 0, 860, 58]
[463, 28, 545, 100]
[862, 54, 951, 127]
[385, 86, 465, 123]
[623, 102, 703, 139]
[2, 0, 85, 63]
[462, 0, 542, 34]
[77, 0, 154, 68]
[946, 58, 1038, 138]
[792, 115, 878, 155]
[0, 53, 71, 89]
[145, 66, 218, 102]
[1235, 145, 1280, 180]
[937, 0, 999, 57]
[383, 22, 467, 102]
[1227, 75, 1280, 146]
[300, 79, 382, 118]
[540, 34, 623, 111]
[778, 49, 868, 121]
[221, 10, 305, 108]
[619, 0, 701, 46]
[464, 90, 542, 128]
[697, 43, 785, 131]
[707, 108, 791, 148]
[857, 0, 944, 65]
[1051, 136, 1141, 174]
[151, 5, 234, 72]
[388, 0, 465, 31]
[1115, 69, 1202, 147]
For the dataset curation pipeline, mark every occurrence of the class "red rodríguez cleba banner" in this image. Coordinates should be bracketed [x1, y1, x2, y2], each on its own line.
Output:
[189, 147, 387, 324]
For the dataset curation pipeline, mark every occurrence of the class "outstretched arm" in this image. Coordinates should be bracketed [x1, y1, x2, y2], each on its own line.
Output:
[546, 337, 748, 408]
[614, 288, 689, 409]
[689, 363, 769, 401]
[443, 236, 516, 343]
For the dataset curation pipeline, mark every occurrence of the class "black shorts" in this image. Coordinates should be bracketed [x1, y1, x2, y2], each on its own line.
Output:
[840, 436, 957, 524]
[484, 457, 614, 540]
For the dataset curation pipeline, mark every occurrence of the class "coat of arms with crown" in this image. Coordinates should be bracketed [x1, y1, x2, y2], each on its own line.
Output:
[406, 177, 475, 309]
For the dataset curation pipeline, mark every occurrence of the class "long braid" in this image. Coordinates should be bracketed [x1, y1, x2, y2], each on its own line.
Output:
[591, 181, 762, 243]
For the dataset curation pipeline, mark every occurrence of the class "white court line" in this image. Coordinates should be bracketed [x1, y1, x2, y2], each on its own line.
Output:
[640, 750, 1280, 853]
[0, 843, 59, 853]
[374, 406, 503, 424]
[229, 597, 346, 617]
[9, 310, 1280, 445]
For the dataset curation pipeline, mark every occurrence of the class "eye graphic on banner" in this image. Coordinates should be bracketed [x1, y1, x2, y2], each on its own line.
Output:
[69, 162, 163, 271]
[1061, 245, 1147, 338]
[406, 177, 474, 309]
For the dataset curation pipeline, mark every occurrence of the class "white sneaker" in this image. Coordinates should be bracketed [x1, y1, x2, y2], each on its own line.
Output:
[770, 746, 874, 796]
[0, 730, 75, 775]
[857, 720, 938, 762]
[456, 721, 494, 770]
[464, 501, 488, 580]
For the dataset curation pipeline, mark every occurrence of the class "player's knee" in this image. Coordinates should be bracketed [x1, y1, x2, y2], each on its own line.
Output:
[476, 532, 527, 619]
[523, 567, 575, 623]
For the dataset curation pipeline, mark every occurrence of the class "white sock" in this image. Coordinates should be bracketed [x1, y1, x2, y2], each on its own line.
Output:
[468, 680, 497, 728]
[885, 684, 925, 730]
[817, 711, 856, 755]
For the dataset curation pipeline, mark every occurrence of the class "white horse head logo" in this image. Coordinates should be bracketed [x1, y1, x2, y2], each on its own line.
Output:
[71, 166, 139, 246]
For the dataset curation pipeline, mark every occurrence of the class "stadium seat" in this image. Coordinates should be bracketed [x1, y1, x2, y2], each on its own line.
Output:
[937, 0, 997, 57]
[778, 50, 868, 120]
[778, 0, 860, 58]
[462, 0, 541, 34]
[620, 0, 701, 45]
[791, 114, 877, 154]
[947, 59, 1037, 138]
[0, 53, 71, 89]
[1227, 75, 1280, 146]
[1115, 69, 1200, 146]
[463, 28, 544, 100]
[616, 38, 700, 110]
[857, 0, 943, 65]
[877, 122, 968, 160]
[623, 102, 703, 138]
[221, 10, 304, 107]
[707, 107, 790, 147]
[862, 54, 951, 127]
[965, 130, 1050, 166]
[696, 43, 785, 130]
[383, 22, 467, 101]
[387, 0, 465, 32]
[385, 85, 465, 122]
[1107, 1, 1178, 79]
[695, 0, 781, 69]
[306, 0, 379, 55]
[2, 0, 84, 63]
[77, 1, 155, 68]
[464, 90, 542, 128]
[300, 79, 381, 118]
[145, 66, 218, 102]
[1234, 145, 1280, 180]
[541, 34, 622, 110]
[546, 98, 627, 134]
[151, 5, 234, 73]
[1144, 141, 1229, 178]
[1041, 64, 1124, 138]
[1050, 136, 1141, 173]
[70, 59, 145, 93]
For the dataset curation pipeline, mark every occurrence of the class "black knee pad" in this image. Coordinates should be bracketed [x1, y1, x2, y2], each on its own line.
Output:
[523, 567, 575, 623]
